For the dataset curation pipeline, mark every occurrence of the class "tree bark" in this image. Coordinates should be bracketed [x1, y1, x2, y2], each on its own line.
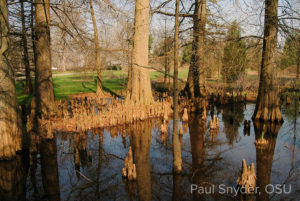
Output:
[125, 0, 153, 105]
[252, 0, 282, 122]
[173, 0, 182, 174]
[31, 1, 36, 66]
[297, 39, 299, 79]
[35, 0, 55, 118]
[89, 0, 104, 97]
[21, 0, 33, 94]
[0, 0, 22, 159]
[185, 0, 207, 98]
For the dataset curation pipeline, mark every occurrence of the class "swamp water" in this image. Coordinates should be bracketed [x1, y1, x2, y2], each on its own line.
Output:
[0, 103, 299, 201]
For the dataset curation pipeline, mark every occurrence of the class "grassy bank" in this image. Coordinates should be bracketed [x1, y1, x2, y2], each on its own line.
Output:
[16, 69, 189, 104]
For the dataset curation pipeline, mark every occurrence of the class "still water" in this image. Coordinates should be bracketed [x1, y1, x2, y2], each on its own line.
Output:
[0, 103, 299, 201]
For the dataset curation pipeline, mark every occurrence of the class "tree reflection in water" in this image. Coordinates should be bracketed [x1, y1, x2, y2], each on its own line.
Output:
[254, 122, 281, 201]
[222, 103, 245, 145]
[0, 154, 28, 201]
[40, 139, 61, 201]
[188, 112, 206, 201]
[0, 103, 299, 201]
[128, 120, 153, 201]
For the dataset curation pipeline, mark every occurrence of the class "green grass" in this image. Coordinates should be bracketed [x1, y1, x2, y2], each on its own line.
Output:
[17, 70, 127, 104]
[16, 68, 191, 104]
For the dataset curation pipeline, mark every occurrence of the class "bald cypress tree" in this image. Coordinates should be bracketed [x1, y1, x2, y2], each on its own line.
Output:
[185, 0, 207, 98]
[125, 0, 153, 105]
[253, 0, 282, 122]
[0, 0, 22, 159]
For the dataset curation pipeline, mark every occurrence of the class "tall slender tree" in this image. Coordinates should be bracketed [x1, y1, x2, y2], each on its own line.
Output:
[89, 0, 104, 97]
[253, 0, 282, 122]
[20, 0, 33, 94]
[35, 0, 55, 119]
[0, 0, 22, 159]
[173, 0, 182, 173]
[185, 0, 207, 98]
[125, 0, 153, 105]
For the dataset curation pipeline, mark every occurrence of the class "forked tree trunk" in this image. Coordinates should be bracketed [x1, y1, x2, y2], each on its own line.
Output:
[0, 0, 22, 159]
[35, 0, 55, 117]
[21, 0, 33, 94]
[173, 0, 182, 174]
[125, 0, 153, 105]
[252, 0, 282, 122]
[89, 0, 104, 97]
[185, 0, 207, 98]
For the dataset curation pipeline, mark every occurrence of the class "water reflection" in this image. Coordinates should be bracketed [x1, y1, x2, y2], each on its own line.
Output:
[222, 104, 245, 145]
[254, 122, 281, 201]
[128, 120, 153, 201]
[0, 103, 299, 201]
[40, 139, 61, 201]
[73, 132, 88, 179]
[0, 155, 28, 201]
[188, 113, 206, 201]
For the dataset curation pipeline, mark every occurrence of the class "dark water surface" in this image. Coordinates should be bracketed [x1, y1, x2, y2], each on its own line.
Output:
[0, 103, 299, 201]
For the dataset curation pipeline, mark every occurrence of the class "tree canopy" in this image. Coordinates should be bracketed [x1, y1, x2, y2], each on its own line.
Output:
[222, 21, 248, 83]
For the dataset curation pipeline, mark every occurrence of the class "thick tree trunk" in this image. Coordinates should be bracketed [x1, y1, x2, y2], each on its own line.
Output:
[252, 0, 282, 122]
[35, 0, 55, 118]
[21, 0, 33, 94]
[0, 0, 22, 159]
[125, 0, 153, 105]
[185, 0, 207, 98]
[89, 0, 104, 97]
[173, 0, 182, 174]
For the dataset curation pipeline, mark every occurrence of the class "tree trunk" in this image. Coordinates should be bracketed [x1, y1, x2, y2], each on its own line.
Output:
[31, 1, 36, 66]
[297, 40, 299, 79]
[252, 0, 282, 122]
[185, 0, 207, 98]
[164, 19, 168, 85]
[61, 30, 67, 72]
[125, 0, 153, 105]
[173, 0, 182, 174]
[35, 0, 55, 118]
[89, 0, 104, 97]
[0, 0, 22, 159]
[21, 0, 33, 94]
